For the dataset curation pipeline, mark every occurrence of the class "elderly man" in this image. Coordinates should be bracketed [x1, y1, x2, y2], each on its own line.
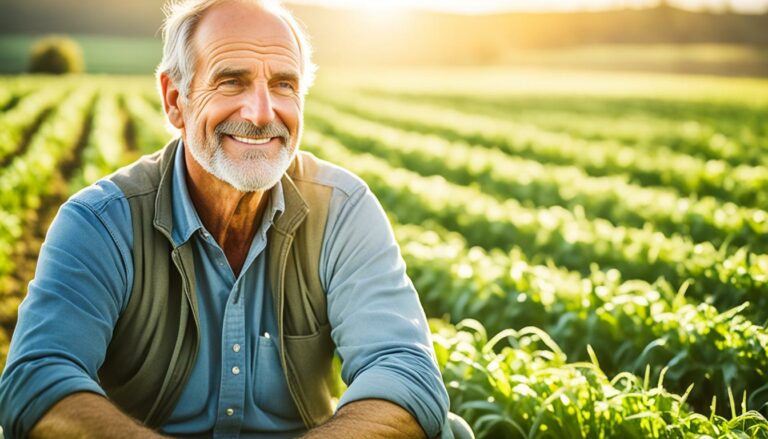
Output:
[0, 0, 456, 438]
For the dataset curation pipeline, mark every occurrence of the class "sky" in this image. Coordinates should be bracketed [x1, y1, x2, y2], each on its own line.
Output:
[287, 0, 768, 14]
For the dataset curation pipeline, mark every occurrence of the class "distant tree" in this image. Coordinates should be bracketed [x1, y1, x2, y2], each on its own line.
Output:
[28, 35, 84, 74]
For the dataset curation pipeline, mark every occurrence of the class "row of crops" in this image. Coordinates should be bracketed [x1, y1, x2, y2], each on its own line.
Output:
[1, 72, 767, 437]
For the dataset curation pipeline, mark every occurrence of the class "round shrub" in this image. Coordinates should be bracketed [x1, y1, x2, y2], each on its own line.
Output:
[28, 35, 84, 74]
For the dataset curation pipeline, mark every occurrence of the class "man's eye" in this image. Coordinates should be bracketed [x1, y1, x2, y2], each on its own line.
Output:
[219, 79, 241, 87]
[276, 81, 296, 91]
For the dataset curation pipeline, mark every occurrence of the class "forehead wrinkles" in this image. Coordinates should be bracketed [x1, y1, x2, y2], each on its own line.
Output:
[207, 40, 299, 64]
[199, 39, 301, 75]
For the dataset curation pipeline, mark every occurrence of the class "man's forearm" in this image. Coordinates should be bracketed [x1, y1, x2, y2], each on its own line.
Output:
[29, 392, 167, 439]
[301, 399, 427, 439]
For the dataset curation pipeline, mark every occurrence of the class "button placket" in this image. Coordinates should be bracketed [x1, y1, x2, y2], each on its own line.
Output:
[213, 285, 246, 437]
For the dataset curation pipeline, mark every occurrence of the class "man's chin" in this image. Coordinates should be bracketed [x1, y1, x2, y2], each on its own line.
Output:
[210, 157, 291, 193]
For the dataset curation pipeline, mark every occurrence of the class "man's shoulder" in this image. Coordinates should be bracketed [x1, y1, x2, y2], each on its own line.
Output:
[67, 144, 171, 217]
[64, 179, 133, 252]
[69, 179, 129, 215]
[290, 151, 367, 199]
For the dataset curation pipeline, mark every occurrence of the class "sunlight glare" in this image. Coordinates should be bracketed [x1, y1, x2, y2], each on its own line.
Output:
[289, 0, 768, 14]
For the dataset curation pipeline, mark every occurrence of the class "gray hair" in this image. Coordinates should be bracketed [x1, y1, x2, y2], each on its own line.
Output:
[156, 0, 317, 98]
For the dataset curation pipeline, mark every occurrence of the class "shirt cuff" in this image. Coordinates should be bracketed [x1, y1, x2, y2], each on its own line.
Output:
[1, 372, 106, 439]
[337, 366, 448, 438]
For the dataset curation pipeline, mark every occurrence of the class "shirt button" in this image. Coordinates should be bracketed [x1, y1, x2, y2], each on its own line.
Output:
[201, 230, 210, 239]
[263, 331, 270, 339]
[232, 366, 240, 375]
[232, 343, 241, 353]
[226, 408, 234, 416]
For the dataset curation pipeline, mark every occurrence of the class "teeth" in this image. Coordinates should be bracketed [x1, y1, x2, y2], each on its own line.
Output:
[231, 135, 271, 145]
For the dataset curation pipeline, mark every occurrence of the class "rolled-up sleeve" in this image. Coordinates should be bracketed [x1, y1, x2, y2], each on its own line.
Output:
[321, 182, 449, 438]
[0, 182, 132, 439]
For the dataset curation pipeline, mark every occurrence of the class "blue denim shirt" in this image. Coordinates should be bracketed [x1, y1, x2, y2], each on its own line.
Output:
[0, 142, 448, 438]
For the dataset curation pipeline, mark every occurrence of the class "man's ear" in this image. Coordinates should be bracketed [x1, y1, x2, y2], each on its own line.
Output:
[160, 72, 184, 129]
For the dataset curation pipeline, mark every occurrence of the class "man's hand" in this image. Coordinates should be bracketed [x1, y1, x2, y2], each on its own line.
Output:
[29, 392, 167, 439]
[301, 399, 427, 439]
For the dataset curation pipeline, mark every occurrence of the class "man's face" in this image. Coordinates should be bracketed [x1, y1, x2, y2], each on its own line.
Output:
[179, 1, 304, 192]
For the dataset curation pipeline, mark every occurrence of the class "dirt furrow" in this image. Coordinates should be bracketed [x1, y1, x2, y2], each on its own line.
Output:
[0, 95, 98, 345]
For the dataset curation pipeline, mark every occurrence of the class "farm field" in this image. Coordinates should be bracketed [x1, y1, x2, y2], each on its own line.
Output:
[1, 68, 768, 438]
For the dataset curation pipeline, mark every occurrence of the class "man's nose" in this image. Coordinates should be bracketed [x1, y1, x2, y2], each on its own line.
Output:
[240, 84, 275, 126]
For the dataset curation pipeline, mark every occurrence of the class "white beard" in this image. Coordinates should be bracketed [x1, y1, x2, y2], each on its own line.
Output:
[185, 121, 296, 193]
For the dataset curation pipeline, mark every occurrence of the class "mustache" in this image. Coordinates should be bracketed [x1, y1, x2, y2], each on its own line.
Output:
[214, 120, 290, 142]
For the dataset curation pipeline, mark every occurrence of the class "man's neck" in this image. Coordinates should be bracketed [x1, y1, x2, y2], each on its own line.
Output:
[183, 147, 269, 276]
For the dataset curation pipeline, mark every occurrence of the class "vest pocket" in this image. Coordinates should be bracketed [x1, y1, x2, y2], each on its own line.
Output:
[255, 334, 302, 419]
[282, 322, 336, 425]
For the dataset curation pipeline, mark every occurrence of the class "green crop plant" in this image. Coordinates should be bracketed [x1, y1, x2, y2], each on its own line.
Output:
[432, 319, 768, 439]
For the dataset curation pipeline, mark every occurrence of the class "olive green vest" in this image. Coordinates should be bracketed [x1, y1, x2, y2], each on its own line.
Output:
[97, 140, 336, 429]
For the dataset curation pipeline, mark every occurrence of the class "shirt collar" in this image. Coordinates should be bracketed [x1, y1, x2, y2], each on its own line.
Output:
[171, 140, 286, 246]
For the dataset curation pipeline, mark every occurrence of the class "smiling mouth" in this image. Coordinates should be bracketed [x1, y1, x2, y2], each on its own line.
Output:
[230, 134, 273, 145]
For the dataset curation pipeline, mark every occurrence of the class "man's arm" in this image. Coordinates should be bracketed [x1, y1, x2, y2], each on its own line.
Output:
[29, 393, 165, 439]
[319, 181, 450, 438]
[0, 184, 133, 439]
[302, 399, 426, 439]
